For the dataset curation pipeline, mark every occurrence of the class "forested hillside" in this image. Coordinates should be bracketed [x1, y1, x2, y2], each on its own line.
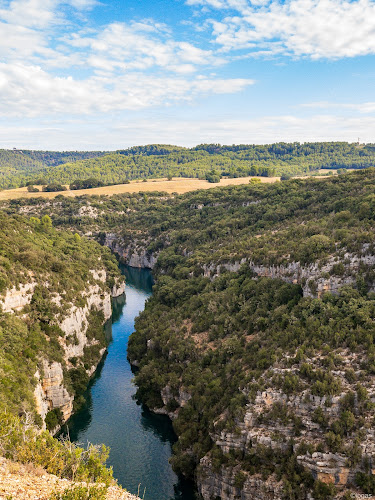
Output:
[0, 149, 108, 189]
[6, 169, 375, 498]
[0, 210, 129, 498]
[0, 212, 123, 422]
[1, 142, 375, 190]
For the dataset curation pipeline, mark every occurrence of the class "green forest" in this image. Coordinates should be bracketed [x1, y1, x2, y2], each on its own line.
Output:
[0, 212, 120, 418]
[0, 211, 122, 498]
[1, 142, 375, 189]
[5, 169, 375, 497]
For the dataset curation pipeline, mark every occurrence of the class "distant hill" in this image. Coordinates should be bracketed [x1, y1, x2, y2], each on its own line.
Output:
[0, 149, 109, 189]
[1, 142, 375, 189]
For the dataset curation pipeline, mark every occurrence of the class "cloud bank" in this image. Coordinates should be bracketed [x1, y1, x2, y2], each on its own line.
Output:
[0, 0, 253, 117]
[188, 0, 375, 59]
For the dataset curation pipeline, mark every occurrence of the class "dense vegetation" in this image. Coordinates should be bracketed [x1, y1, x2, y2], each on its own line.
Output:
[0, 412, 113, 483]
[0, 411, 115, 499]
[1, 142, 375, 189]
[124, 171, 375, 497]
[0, 212, 120, 420]
[0, 150, 107, 189]
[4, 169, 375, 497]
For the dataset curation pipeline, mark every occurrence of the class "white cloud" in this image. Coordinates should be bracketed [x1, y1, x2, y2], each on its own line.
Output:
[0, 62, 253, 116]
[188, 0, 375, 59]
[66, 21, 225, 74]
[0, 0, 253, 116]
[301, 101, 375, 113]
[2, 113, 374, 150]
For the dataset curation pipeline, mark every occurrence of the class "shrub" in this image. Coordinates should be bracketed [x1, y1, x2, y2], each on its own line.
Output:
[42, 184, 67, 192]
[50, 485, 107, 500]
[45, 409, 64, 431]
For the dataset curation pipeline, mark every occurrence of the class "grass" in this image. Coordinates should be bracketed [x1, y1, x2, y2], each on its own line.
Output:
[0, 170, 341, 201]
[0, 177, 280, 200]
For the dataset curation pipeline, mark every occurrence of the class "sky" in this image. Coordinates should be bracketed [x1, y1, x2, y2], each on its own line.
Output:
[1, 0, 375, 150]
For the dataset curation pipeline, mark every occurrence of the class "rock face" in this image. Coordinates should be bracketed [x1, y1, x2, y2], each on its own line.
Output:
[0, 281, 37, 313]
[1, 268, 125, 430]
[197, 373, 374, 499]
[203, 250, 375, 298]
[59, 283, 112, 362]
[198, 457, 284, 500]
[34, 362, 73, 423]
[104, 234, 158, 269]
[104, 231, 375, 299]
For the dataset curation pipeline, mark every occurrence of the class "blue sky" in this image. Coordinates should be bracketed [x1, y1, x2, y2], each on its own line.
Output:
[1, 0, 375, 149]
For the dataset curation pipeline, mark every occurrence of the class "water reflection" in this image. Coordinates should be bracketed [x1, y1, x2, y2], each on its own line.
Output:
[61, 266, 196, 500]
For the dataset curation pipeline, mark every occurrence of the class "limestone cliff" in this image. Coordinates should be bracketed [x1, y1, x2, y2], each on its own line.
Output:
[104, 233, 158, 269]
[103, 231, 375, 300]
[0, 281, 37, 313]
[203, 249, 375, 298]
[0, 269, 125, 430]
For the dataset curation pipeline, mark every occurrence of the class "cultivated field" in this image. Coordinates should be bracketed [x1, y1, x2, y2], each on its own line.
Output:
[0, 176, 281, 200]
[0, 169, 341, 201]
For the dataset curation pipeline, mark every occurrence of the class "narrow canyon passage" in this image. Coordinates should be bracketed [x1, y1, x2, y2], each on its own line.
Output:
[62, 266, 195, 500]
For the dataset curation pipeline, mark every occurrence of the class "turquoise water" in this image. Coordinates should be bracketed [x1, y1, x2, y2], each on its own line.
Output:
[62, 267, 196, 500]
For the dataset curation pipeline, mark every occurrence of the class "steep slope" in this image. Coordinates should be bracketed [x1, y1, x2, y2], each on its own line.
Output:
[5, 169, 375, 498]
[0, 412, 139, 499]
[0, 457, 139, 500]
[0, 212, 124, 431]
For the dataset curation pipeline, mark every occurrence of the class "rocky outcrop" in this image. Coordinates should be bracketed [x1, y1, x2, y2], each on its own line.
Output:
[153, 385, 192, 419]
[0, 281, 36, 313]
[104, 234, 158, 269]
[60, 284, 112, 362]
[297, 452, 352, 486]
[197, 371, 374, 498]
[1, 269, 125, 429]
[112, 281, 125, 297]
[203, 251, 375, 298]
[34, 362, 73, 423]
[198, 457, 284, 500]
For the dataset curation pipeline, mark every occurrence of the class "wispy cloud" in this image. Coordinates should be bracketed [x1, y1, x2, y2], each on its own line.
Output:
[0, 0, 254, 117]
[301, 101, 375, 113]
[188, 0, 375, 59]
[2, 113, 374, 150]
[0, 61, 252, 116]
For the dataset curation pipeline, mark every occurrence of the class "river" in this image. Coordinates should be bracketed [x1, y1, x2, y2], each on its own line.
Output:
[62, 266, 196, 500]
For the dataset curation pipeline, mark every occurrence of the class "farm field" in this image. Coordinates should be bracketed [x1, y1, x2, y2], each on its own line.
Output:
[0, 176, 281, 200]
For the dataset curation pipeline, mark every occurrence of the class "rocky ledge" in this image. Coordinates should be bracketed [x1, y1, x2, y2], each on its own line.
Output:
[104, 233, 158, 269]
[0, 457, 140, 500]
[0, 269, 125, 430]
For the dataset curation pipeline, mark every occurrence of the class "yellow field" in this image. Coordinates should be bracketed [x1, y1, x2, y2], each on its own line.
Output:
[0, 169, 341, 201]
[0, 176, 281, 200]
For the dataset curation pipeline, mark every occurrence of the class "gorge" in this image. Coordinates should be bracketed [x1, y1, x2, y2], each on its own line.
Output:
[3, 169, 375, 498]
[62, 265, 196, 500]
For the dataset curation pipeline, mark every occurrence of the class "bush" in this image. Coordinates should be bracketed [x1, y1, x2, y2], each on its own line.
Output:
[206, 170, 221, 183]
[50, 485, 107, 500]
[69, 178, 104, 190]
[312, 480, 337, 499]
[42, 184, 67, 192]
[45, 408, 64, 431]
[0, 412, 113, 484]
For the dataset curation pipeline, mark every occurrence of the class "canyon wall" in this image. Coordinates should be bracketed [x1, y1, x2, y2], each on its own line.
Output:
[0, 270, 125, 429]
[103, 234, 158, 269]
